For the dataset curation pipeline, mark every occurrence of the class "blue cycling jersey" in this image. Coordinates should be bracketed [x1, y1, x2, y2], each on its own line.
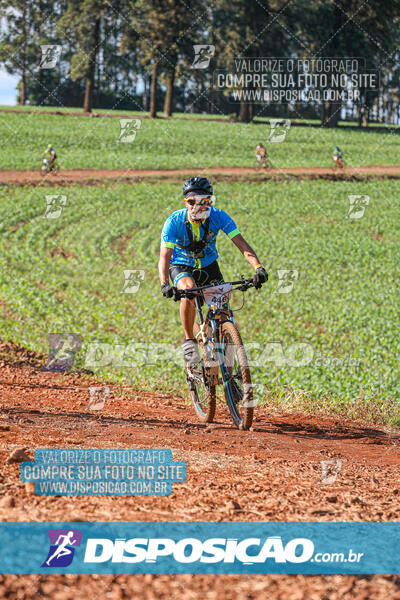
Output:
[161, 207, 240, 268]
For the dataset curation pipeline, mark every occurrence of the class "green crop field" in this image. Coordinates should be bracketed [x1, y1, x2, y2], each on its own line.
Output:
[1, 178, 399, 422]
[0, 108, 399, 170]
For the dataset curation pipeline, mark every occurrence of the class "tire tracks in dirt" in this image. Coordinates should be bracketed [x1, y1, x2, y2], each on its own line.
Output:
[1, 349, 400, 598]
[0, 357, 399, 525]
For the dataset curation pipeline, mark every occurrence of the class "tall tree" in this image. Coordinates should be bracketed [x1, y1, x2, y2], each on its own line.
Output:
[0, 0, 39, 104]
[122, 0, 163, 118]
[213, 0, 288, 122]
[123, 0, 207, 118]
[292, 0, 400, 127]
[160, 0, 208, 117]
[57, 0, 113, 112]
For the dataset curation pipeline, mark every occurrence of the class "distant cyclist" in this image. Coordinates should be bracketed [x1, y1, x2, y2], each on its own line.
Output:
[255, 143, 267, 167]
[42, 144, 57, 171]
[332, 145, 343, 168]
[158, 176, 268, 366]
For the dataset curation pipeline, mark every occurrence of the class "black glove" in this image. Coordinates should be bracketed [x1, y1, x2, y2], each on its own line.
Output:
[161, 283, 175, 298]
[253, 266, 268, 289]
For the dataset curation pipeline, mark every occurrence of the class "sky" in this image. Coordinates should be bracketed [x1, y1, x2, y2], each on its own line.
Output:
[0, 68, 18, 105]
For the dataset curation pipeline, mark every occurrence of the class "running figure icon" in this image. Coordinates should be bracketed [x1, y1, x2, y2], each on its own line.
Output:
[41, 528, 82, 568]
[45, 531, 77, 566]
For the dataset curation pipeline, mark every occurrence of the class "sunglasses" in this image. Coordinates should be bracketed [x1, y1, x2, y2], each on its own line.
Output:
[185, 196, 212, 206]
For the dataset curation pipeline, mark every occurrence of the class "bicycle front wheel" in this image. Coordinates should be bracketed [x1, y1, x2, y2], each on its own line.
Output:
[220, 320, 253, 430]
[185, 322, 217, 424]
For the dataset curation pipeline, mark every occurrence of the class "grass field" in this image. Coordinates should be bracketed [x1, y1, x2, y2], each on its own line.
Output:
[2, 104, 399, 127]
[1, 178, 399, 421]
[0, 108, 399, 170]
[0, 105, 236, 120]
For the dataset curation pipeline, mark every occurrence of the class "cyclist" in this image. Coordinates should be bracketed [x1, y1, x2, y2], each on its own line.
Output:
[42, 144, 57, 171]
[255, 143, 267, 167]
[158, 176, 268, 366]
[332, 145, 343, 168]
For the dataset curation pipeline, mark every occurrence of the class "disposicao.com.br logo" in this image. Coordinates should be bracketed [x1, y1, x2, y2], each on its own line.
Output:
[83, 536, 315, 564]
[83, 536, 363, 566]
[38, 530, 364, 571]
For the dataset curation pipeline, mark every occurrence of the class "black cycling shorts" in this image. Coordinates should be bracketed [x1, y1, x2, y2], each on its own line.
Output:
[169, 261, 224, 287]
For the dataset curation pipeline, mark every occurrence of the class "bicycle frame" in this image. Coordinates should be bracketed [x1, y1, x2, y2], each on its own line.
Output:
[194, 295, 231, 372]
[189, 279, 252, 386]
[196, 291, 254, 425]
[178, 277, 256, 429]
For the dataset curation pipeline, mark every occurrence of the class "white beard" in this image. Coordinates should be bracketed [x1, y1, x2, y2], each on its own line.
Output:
[190, 207, 211, 221]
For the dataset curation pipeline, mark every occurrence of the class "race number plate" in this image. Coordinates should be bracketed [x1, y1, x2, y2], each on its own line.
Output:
[202, 283, 232, 308]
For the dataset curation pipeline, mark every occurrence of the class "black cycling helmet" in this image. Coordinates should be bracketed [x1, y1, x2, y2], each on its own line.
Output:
[183, 176, 213, 197]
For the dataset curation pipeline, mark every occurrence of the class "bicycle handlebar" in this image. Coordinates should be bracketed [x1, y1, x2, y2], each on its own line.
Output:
[174, 277, 255, 300]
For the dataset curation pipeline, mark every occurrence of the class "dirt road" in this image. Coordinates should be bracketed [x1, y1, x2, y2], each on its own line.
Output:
[1, 164, 400, 186]
[0, 344, 400, 598]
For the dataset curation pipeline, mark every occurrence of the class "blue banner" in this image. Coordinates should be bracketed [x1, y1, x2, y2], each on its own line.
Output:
[0, 522, 399, 574]
[20, 449, 186, 496]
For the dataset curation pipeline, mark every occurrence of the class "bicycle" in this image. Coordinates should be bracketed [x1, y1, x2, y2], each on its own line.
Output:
[41, 158, 59, 175]
[332, 155, 344, 169]
[175, 276, 259, 430]
[255, 154, 272, 169]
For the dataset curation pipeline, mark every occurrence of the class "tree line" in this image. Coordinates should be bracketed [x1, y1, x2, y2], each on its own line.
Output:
[0, 0, 399, 126]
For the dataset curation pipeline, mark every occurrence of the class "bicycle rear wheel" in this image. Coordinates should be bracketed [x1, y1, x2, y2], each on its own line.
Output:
[185, 322, 216, 423]
[220, 320, 253, 430]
